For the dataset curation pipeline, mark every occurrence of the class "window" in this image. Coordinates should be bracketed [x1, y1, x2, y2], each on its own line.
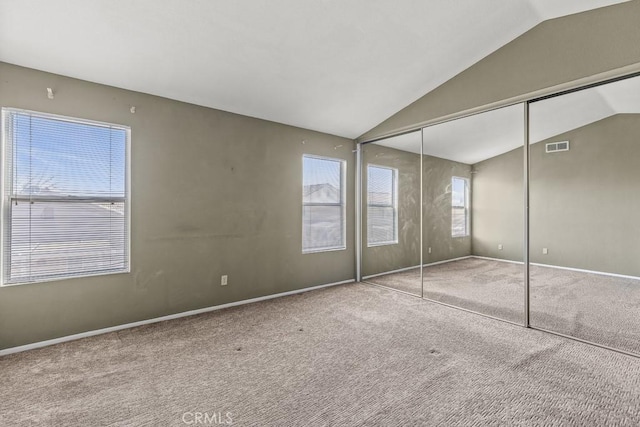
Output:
[302, 155, 346, 253]
[1, 109, 130, 285]
[367, 165, 398, 246]
[451, 176, 469, 238]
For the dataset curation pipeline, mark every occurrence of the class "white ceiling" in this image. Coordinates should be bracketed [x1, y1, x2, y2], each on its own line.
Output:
[372, 75, 640, 164]
[0, 0, 627, 139]
[530, 75, 640, 143]
[371, 105, 523, 164]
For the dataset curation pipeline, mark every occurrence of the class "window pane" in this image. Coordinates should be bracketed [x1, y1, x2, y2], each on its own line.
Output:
[367, 165, 397, 245]
[452, 177, 468, 237]
[303, 156, 341, 204]
[452, 207, 467, 237]
[368, 166, 394, 206]
[302, 155, 345, 253]
[302, 205, 343, 251]
[368, 206, 395, 244]
[3, 109, 129, 285]
[11, 114, 126, 198]
[452, 177, 466, 207]
[8, 201, 127, 283]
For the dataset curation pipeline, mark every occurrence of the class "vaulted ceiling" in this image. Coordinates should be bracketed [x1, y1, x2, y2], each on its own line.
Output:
[0, 0, 628, 139]
[373, 75, 640, 165]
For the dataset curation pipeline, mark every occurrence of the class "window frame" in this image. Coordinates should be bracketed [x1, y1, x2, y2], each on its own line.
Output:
[451, 176, 470, 238]
[301, 154, 347, 254]
[0, 107, 131, 286]
[366, 164, 399, 247]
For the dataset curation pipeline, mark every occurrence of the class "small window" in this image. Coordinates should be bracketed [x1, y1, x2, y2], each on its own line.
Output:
[2, 109, 130, 285]
[302, 155, 346, 253]
[367, 165, 398, 246]
[451, 176, 469, 238]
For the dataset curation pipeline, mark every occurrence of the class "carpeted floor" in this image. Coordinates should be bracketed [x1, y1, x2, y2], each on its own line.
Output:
[365, 267, 423, 296]
[366, 257, 640, 355]
[1, 283, 639, 426]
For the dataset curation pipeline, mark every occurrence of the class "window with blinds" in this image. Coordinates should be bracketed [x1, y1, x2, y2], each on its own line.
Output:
[367, 165, 398, 246]
[1, 109, 130, 285]
[452, 176, 469, 238]
[302, 155, 346, 253]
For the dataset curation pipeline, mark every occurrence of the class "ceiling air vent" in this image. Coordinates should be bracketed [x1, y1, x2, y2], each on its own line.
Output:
[546, 141, 569, 153]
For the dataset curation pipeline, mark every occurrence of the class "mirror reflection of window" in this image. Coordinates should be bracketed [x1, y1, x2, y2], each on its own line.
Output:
[367, 165, 398, 246]
[451, 176, 469, 238]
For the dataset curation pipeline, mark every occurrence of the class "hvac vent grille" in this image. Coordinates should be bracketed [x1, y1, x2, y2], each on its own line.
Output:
[546, 141, 570, 153]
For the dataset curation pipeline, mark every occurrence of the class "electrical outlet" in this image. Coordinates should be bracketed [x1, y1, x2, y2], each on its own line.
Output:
[221, 275, 228, 286]
[498, 244, 503, 250]
[428, 247, 432, 254]
[542, 248, 548, 255]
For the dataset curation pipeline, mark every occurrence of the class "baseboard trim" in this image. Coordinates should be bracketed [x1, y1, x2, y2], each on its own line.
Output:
[471, 255, 640, 281]
[471, 255, 524, 265]
[362, 255, 473, 280]
[530, 262, 640, 281]
[0, 278, 355, 357]
[423, 256, 472, 268]
[362, 265, 419, 280]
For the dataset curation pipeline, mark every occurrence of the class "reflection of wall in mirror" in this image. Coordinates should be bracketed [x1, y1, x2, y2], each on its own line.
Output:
[362, 144, 421, 277]
[472, 114, 640, 277]
[362, 143, 474, 276]
[423, 155, 472, 264]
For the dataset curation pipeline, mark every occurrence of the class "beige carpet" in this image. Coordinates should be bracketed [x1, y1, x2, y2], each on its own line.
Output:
[366, 257, 640, 355]
[365, 267, 423, 296]
[1, 283, 640, 426]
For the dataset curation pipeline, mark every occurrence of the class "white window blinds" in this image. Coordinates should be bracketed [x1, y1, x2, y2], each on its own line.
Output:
[367, 165, 398, 246]
[2, 109, 130, 285]
[451, 176, 469, 238]
[302, 155, 346, 253]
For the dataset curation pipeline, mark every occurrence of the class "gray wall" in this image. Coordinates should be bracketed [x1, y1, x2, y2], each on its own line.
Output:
[361, 144, 421, 277]
[361, 1, 640, 141]
[423, 155, 472, 263]
[0, 62, 355, 350]
[472, 114, 640, 277]
[471, 147, 524, 261]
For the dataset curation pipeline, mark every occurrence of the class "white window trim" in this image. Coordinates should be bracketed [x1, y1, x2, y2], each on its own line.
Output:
[301, 154, 347, 254]
[367, 164, 399, 247]
[0, 107, 131, 286]
[451, 176, 470, 238]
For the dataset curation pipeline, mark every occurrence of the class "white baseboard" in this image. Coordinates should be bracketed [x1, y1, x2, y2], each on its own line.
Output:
[0, 278, 355, 357]
[530, 262, 640, 281]
[362, 255, 474, 280]
[362, 265, 420, 280]
[424, 256, 472, 268]
[471, 255, 640, 281]
[472, 255, 524, 265]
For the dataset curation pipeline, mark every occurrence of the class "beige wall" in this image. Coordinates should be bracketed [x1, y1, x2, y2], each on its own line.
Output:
[472, 114, 640, 276]
[471, 147, 524, 261]
[423, 155, 472, 263]
[0, 62, 355, 350]
[361, 1, 640, 141]
[361, 143, 421, 277]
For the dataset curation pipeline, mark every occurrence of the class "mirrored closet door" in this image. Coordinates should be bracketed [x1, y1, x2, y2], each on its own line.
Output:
[529, 74, 640, 355]
[421, 104, 525, 323]
[361, 131, 422, 296]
